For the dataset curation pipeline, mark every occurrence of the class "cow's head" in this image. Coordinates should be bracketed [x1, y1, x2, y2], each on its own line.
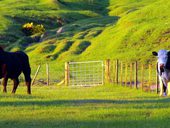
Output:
[152, 50, 170, 73]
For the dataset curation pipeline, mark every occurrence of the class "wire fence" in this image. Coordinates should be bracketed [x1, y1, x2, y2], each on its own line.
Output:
[67, 61, 104, 86]
[106, 60, 159, 93]
[14, 59, 159, 93]
[18, 63, 65, 86]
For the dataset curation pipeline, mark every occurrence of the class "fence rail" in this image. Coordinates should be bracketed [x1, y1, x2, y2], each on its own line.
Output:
[17, 63, 64, 86]
[65, 61, 104, 86]
[16, 59, 159, 93]
[105, 59, 159, 93]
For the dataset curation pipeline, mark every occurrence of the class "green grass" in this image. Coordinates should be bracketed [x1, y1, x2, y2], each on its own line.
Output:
[80, 0, 170, 62]
[21, 0, 169, 65]
[0, 84, 170, 128]
[0, 0, 107, 44]
[1, 0, 170, 78]
[1, 1, 170, 127]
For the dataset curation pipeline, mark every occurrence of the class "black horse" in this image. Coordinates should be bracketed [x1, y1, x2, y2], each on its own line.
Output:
[0, 47, 31, 94]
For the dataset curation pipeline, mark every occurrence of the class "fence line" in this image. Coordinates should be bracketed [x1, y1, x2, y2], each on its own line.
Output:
[66, 61, 104, 86]
[46, 63, 49, 86]
[27, 59, 159, 93]
[31, 65, 41, 86]
[21, 63, 65, 86]
[106, 60, 159, 93]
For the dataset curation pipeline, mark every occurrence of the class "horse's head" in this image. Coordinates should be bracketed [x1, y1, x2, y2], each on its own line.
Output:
[153, 50, 170, 73]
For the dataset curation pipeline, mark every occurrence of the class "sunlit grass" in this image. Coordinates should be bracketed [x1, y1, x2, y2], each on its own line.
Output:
[0, 84, 170, 128]
[2, 0, 170, 64]
[1, 0, 170, 97]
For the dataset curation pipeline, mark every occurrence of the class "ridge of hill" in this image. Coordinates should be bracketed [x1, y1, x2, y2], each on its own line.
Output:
[0, 0, 170, 64]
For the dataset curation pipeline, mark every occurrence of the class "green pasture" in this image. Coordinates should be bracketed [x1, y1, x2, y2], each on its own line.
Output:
[0, 84, 170, 128]
[1, 1, 170, 126]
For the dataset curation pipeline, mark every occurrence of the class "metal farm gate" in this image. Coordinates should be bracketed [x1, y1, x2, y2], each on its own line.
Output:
[65, 61, 104, 86]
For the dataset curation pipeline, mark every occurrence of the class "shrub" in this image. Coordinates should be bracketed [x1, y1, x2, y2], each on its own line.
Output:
[22, 22, 33, 36]
[22, 22, 45, 36]
[32, 24, 45, 35]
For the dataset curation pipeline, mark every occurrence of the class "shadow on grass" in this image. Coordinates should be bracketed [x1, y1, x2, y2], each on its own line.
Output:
[0, 94, 41, 99]
[0, 98, 170, 108]
[0, 117, 169, 128]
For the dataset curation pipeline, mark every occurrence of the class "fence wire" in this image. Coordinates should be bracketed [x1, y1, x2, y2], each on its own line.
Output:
[68, 61, 104, 86]
[18, 63, 64, 86]
[15, 59, 159, 92]
[109, 60, 158, 92]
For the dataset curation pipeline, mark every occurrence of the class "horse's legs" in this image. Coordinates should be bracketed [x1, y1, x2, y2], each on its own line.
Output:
[2, 77, 8, 93]
[12, 78, 19, 94]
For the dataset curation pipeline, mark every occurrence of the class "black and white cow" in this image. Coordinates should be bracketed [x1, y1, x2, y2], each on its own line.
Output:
[152, 50, 170, 96]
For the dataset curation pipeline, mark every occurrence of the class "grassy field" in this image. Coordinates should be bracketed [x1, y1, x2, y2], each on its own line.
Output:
[1, 2, 170, 127]
[0, 84, 170, 128]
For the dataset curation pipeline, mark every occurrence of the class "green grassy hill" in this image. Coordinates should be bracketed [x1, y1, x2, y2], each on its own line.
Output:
[0, 0, 170, 64]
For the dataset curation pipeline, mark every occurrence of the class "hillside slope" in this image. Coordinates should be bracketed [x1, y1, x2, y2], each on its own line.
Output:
[1, 0, 170, 64]
[0, 0, 106, 46]
[81, 0, 170, 62]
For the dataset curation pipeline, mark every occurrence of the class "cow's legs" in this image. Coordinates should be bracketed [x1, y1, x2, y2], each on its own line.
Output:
[163, 84, 167, 96]
[23, 68, 31, 94]
[159, 77, 163, 96]
[167, 82, 170, 96]
[12, 78, 19, 94]
[2, 77, 8, 93]
[26, 81, 31, 94]
[23, 72, 31, 94]
[161, 78, 167, 96]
